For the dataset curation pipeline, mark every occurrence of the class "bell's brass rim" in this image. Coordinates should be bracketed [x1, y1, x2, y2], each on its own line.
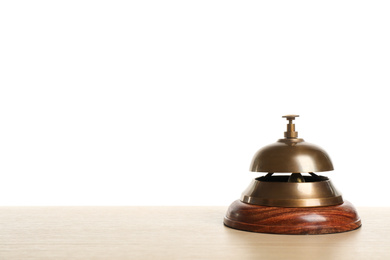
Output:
[241, 196, 344, 208]
[240, 177, 344, 208]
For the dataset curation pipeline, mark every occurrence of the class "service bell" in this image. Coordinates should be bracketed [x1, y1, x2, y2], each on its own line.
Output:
[224, 115, 361, 235]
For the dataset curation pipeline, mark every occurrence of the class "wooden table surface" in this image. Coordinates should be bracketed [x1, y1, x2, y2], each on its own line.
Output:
[0, 206, 389, 259]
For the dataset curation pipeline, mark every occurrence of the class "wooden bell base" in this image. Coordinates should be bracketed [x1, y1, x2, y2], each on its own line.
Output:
[224, 200, 361, 235]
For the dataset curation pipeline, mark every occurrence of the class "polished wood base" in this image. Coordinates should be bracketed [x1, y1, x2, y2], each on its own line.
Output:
[224, 200, 361, 235]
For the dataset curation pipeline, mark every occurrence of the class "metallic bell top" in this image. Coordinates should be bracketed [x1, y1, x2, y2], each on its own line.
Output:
[250, 115, 334, 173]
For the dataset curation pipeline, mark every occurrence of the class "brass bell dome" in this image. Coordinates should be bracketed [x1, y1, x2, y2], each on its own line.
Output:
[250, 115, 333, 173]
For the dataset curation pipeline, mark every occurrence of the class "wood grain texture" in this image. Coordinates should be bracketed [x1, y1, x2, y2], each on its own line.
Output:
[224, 200, 361, 235]
[0, 206, 388, 260]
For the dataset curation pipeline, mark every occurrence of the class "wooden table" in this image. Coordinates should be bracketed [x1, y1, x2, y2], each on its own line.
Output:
[0, 206, 389, 259]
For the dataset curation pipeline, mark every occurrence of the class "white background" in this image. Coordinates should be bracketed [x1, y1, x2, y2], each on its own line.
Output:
[0, 1, 389, 206]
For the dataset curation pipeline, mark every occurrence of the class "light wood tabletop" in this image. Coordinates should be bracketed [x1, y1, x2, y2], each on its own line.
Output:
[0, 206, 389, 259]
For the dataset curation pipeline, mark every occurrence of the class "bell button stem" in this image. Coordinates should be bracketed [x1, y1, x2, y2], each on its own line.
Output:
[282, 115, 299, 138]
